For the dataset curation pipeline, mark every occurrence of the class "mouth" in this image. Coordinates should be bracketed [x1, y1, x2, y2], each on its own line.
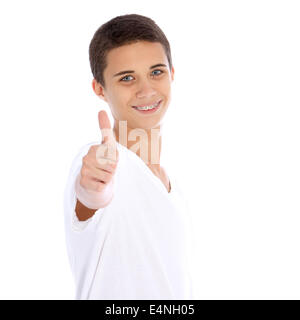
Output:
[132, 99, 162, 114]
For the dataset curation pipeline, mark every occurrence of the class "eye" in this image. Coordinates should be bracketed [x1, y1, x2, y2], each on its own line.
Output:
[120, 69, 164, 82]
[152, 69, 164, 76]
[120, 75, 134, 82]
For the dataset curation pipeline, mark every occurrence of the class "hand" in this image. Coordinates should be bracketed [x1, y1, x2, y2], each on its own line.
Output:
[75, 110, 119, 210]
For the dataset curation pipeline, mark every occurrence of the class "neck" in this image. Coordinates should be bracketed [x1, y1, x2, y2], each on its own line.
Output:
[113, 121, 162, 171]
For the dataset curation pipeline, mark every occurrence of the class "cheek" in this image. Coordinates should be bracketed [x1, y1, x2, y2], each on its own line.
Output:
[160, 79, 172, 92]
[110, 88, 128, 107]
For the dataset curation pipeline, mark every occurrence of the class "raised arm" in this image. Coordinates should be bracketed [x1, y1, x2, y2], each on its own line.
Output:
[75, 110, 119, 221]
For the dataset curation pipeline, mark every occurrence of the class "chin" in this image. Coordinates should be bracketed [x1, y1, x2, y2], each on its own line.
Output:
[141, 118, 164, 131]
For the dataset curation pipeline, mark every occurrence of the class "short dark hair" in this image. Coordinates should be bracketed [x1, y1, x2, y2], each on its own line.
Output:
[89, 14, 173, 89]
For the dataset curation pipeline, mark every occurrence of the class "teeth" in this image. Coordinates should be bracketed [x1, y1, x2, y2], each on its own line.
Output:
[136, 101, 159, 110]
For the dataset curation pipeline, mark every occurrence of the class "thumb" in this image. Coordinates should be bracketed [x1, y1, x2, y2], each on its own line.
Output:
[98, 110, 115, 144]
[97, 110, 118, 164]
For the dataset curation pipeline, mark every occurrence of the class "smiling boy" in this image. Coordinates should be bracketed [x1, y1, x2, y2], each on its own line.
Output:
[93, 39, 173, 191]
[64, 13, 194, 300]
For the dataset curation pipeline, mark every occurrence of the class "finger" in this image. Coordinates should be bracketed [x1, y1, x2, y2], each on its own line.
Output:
[85, 165, 113, 184]
[93, 159, 118, 172]
[84, 157, 116, 174]
[92, 159, 117, 173]
[81, 175, 106, 192]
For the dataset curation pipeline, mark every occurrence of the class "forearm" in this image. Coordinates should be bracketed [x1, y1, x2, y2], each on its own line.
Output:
[75, 198, 97, 221]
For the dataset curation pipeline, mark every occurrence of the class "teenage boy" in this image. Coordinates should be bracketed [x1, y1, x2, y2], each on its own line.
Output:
[64, 13, 194, 300]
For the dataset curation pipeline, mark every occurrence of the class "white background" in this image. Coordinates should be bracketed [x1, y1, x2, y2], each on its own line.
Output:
[0, 0, 299, 299]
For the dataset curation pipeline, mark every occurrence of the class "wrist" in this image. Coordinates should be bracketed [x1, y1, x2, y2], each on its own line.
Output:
[75, 173, 114, 210]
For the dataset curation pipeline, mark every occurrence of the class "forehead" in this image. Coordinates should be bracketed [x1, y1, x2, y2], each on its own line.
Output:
[105, 41, 168, 74]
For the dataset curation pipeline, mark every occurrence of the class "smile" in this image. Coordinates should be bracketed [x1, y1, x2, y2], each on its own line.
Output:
[132, 100, 162, 114]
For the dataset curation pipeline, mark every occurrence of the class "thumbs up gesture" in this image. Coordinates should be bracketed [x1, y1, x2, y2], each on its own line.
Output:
[96, 110, 118, 166]
[75, 110, 119, 210]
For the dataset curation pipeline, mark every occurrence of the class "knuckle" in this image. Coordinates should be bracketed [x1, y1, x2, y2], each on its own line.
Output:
[79, 176, 86, 187]
[98, 170, 110, 183]
[108, 164, 116, 173]
[82, 155, 89, 166]
[81, 166, 88, 177]
[88, 145, 98, 157]
[105, 172, 113, 183]
[96, 182, 104, 192]
[112, 159, 118, 167]
[110, 160, 118, 170]
[104, 170, 112, 180]
[90, 144, 98, 151]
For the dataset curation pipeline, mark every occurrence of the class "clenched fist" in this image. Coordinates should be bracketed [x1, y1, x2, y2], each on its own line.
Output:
[75, 110, 119, 210]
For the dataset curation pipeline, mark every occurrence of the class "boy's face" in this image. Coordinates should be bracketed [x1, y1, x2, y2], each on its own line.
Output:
[92, 41, 174, 131]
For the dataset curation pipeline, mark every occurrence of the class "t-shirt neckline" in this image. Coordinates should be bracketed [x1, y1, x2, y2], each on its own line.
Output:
[116, 141, 172, 195]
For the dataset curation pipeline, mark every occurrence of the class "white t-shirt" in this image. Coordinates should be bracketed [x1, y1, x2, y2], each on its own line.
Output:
[64, 141, 195, 300]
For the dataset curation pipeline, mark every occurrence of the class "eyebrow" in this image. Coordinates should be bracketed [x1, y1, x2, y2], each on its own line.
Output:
[113, 63, 167, 77]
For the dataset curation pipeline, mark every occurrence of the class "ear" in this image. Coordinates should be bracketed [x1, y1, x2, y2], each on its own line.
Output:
[92, 79, 107, 102]
[171, 66, 175, 82]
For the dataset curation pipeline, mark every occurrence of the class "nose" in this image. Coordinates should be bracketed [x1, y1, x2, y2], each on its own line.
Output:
[136, 79, 157, 100]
